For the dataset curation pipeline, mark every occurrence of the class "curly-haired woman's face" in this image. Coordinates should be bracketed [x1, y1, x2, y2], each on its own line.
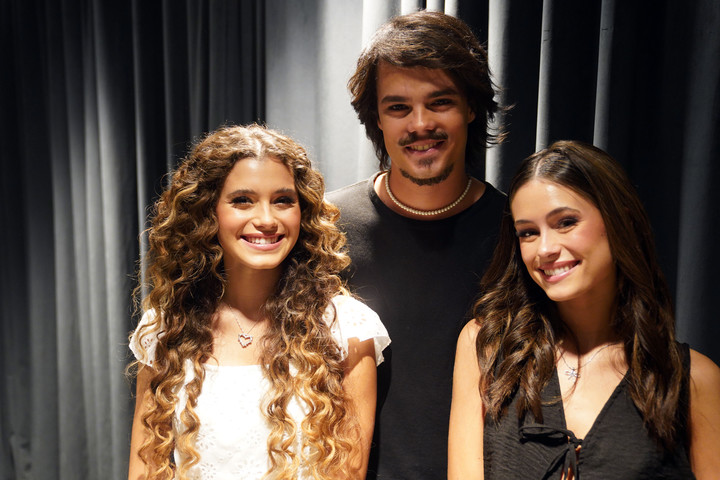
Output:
[511, 179, 616, 310]
[216, 156, 301, 277]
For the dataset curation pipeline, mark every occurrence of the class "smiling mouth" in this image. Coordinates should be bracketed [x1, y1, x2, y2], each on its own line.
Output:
[243, 235, 283, 245]
[541, 262, 578, 276]
[406, 141, 442, 152]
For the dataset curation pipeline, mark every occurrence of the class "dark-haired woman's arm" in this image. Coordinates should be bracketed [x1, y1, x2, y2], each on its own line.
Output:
[448, 321, 484, 480]
[688, 349, 720, 478]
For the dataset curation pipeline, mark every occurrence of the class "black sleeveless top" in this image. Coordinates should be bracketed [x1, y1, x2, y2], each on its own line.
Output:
[483, 343, 695, 479]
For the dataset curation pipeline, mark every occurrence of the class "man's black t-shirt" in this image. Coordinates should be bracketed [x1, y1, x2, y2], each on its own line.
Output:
[328, 176, 505, 479]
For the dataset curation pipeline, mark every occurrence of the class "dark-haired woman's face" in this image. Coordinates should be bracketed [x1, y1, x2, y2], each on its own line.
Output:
[215, 156, 301, 277]
[511, 179, 616, 310]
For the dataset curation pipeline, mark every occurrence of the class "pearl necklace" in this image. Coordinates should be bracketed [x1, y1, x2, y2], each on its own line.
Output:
[559, 343, 616, 380]
[383, 173, 472, 217]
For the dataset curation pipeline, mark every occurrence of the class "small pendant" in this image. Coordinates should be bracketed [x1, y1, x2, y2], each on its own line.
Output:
[565, 367, 579, 380]
[238, 333, 253, 348]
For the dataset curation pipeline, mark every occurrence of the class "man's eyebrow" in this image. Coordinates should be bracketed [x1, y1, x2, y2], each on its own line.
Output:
[428, 87, 460, 98]
[379, 88, 461, 104]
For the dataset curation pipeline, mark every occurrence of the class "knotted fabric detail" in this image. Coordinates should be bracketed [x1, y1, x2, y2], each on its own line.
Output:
[520, 423, 583, 479]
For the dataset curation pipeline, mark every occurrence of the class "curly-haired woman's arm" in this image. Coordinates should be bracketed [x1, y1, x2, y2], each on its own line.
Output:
[128, 365, 154, 480]
[688, 349, 720, 478]
[342, 337, 378, 478]
[448, 320, 484, 480]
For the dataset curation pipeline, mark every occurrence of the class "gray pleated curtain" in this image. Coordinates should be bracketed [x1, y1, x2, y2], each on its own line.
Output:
[1, 0, 718, 478]
[1, 1, 264, 478]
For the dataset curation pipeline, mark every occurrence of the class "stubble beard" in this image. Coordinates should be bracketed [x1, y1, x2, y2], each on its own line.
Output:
[399, 162, 455, 186]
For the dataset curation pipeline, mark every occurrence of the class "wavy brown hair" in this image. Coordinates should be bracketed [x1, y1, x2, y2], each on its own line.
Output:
[474, 140, 685, 451]
[130, 124, 362, 479]
[348, 10, 505, 170]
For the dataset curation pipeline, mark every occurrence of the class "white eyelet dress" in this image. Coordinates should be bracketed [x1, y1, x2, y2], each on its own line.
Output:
[129, 295, 390, 480]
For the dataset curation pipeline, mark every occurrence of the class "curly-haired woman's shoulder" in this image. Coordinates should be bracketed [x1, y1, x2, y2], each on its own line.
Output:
[129, 309, 165, 367]
[327, 294, 390, 366]
[329, 294, 380, 324]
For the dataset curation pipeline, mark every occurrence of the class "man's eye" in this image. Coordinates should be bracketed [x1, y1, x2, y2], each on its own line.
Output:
[432, 98, 452, 106]
[388, 104, 408, 111]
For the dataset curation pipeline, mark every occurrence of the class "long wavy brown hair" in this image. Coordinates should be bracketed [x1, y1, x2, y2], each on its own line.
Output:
[474, 140, 685, 451]
[130, 124, 361, 479]
[348, 10, 505, 170]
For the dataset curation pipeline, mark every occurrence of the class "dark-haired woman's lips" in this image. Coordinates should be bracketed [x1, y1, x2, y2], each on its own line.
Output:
[540, 261, 579, 280]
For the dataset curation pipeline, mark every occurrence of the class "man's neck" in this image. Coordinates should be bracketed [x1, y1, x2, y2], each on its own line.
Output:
[373, 168, 485, 220]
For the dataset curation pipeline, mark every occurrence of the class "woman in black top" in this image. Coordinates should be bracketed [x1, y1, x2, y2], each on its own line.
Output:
[449, 141, 720, 479]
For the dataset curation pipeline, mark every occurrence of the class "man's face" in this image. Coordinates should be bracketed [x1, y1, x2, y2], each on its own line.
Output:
[376, 61, 475, 185]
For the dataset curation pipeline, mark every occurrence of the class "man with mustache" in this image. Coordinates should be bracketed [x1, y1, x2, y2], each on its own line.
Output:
[327, 10, 506, 479]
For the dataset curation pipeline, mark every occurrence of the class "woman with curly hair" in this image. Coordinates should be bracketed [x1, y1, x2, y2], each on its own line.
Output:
[127, 124, 390, 480]
[448, 141, 720, 479]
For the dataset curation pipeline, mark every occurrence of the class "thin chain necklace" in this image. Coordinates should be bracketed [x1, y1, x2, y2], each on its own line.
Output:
[559, 343, 616, 380]
[384, 172, 472, 217]
[224, 303, 262, 348]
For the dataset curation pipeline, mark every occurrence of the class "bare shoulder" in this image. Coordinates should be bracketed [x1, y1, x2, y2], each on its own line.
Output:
[688, 349, 720, 477]
[689, 349, 720, 392]
[458, 319, 481, 347]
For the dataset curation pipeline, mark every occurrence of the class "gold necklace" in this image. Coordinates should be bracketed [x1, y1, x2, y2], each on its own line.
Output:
[224, 303, 261, 348]
[384, 172, 472, 216]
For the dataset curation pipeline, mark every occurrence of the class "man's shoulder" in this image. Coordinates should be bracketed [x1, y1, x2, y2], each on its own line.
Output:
[326, 178, 378, 224]
[464, 180, 506, 218]
[481, 181, 507, 202]
[326, 178, 371, 205]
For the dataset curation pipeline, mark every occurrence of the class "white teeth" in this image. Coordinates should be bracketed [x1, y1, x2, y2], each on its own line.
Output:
[247, 236, 278, 245]
[408, 143, 437, 151]
[543, 265, 573, 276]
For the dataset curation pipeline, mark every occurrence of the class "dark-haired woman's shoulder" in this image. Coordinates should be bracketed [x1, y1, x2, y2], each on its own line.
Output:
[688, 348, 720, 478]
[458, 319, 481, 348]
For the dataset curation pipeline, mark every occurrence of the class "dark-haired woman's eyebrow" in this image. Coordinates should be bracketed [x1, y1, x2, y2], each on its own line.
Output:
[513, 219, 534, 228]
[546, 206, 581, 218]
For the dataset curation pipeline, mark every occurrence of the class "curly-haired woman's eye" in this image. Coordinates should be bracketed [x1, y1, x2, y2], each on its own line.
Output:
[275, 195, 298, 206]
[231, 195, 252, 206]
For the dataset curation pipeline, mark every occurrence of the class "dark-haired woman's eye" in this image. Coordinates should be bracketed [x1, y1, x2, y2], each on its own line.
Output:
[515, 229, 538, 239]
[557, 217, 579, 229]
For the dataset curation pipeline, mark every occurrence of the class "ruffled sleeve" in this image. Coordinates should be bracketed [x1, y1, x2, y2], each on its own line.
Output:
[325, 295, 391, 366]
[129, 310, 164, 367]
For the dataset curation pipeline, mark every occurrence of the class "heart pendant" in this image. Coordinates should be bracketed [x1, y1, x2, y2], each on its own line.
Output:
[237, 333, 253, 348]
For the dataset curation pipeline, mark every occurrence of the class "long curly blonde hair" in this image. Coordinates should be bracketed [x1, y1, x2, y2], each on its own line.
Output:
[130, 124, 361, 479]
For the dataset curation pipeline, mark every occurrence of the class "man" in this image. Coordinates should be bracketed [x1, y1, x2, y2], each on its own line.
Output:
[327, 10, 506, 479]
